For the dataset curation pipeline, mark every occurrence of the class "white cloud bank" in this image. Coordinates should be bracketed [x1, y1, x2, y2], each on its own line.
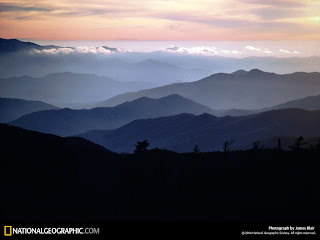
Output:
[264, 48, 273, 54]
[279, 49, 299, 54]
[164, 47, 218, 55]
[33, 46, 131, 54]
[31, 45, 300, 57]
[164, 46, 279, 56]
[245, 46, 261, 51]
[220, 50, 242, 54]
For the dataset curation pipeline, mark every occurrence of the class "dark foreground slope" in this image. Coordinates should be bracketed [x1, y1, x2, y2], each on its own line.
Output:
[79, 109, 320, 153]
[0, 124, 121, 221]
[0, 97, 58, 122]
[10, 94, 215, 136]
[1, 124, 320, 221]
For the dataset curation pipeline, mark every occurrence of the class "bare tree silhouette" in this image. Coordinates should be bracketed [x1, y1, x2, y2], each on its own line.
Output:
[222, 140, 235, 153]
[316, 138, 320, 151]
[252, 141, 264, 151]
[278, 138, 282, 152]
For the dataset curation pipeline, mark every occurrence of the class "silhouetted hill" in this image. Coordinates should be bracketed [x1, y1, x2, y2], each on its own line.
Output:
[79, 109, 320, 153]
[0, 72, 154, 107]
[1, 124, 320, 221]
[0, 123, 116, 155]
[0, 123, 120, 220]
[96, 70, 320, 109]
[0, 97, 58, 122]
[10, 94, 216, 136]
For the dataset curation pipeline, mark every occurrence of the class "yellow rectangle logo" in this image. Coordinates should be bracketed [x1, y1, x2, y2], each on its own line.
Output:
[4, 226, 12, 236]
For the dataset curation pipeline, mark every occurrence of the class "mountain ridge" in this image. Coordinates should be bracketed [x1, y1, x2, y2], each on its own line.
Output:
[9, 94, 217, 136]
[95, 70, 320, 109]
[0, 97, 58, 123]
[0, 72, 155, 107]
[78, 108, 320, 153]
[0, 38, 61, 54]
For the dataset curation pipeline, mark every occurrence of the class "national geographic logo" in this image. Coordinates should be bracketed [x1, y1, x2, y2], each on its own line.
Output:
[3, 225, 100, 236]
[4, 226, 12, 236]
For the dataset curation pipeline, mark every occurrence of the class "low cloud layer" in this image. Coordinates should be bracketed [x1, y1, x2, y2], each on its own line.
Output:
[160, 45, 302, 57]
[245, 46, 262, 51]
[33, 46, 130, 55]
[29, 44, 301, 57]
[220, 50, 242, 55]
[164, 47, 218, 55]
[279, 49, 299, 54]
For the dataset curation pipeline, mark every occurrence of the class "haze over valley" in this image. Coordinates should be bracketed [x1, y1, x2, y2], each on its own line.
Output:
[2, 38, 320, 152]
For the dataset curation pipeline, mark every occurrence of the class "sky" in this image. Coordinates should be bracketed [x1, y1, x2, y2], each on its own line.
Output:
[0, 0, 320, 40]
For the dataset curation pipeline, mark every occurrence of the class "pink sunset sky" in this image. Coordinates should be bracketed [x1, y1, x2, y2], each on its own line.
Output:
[0, 0, 319, 40]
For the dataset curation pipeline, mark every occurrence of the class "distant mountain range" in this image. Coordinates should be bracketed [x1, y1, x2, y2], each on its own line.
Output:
[0, 38, 128, 54]
[9, 92, 320, 137]
[217, 94, 320, 117]
[0, 72, 155, 107]
[96, 70, 320, 109]
[269, 94, 320, 111]
[147, 52, 320, 75]
[1, 38, 320, 85]
[0, 97, 58, 123]
[102, 58, 205, 85]
[0, 39, 208, 84]
[78, 109, 320, 153]
[9, 94, 216, 136]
